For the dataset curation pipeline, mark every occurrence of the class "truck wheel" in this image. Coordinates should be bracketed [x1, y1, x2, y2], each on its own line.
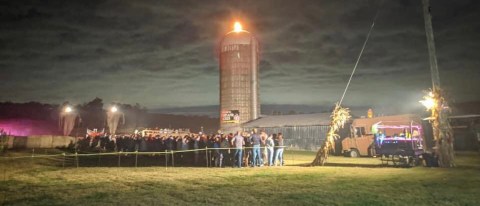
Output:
[349, 149, 359, 158]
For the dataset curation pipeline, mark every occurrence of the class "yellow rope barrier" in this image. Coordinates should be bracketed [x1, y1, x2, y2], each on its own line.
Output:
[0, 146, 288, 160]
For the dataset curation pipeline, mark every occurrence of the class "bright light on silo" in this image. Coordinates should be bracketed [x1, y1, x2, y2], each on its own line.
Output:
[111, 106, 118, 113]
[234, 21, 242, 32]
[65, 106, 72, 113]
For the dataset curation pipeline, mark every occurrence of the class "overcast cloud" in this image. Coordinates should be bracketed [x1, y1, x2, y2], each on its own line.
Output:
[0, 0, 479, 113]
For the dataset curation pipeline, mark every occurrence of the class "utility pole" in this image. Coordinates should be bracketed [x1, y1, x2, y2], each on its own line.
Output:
[422, 0, 441, 89]
[421, 0, 455, 167]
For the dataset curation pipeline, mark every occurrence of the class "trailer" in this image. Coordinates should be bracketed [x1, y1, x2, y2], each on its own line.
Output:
[341, 114, 425, 158]
[373, 121, 425, 167]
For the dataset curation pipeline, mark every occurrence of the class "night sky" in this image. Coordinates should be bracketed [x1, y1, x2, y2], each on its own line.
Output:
[1, 0, 479, 113]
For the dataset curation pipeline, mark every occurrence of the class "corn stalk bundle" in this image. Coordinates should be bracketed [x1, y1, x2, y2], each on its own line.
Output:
[312, 103, 351, 166]
[425, 88, 455, 167]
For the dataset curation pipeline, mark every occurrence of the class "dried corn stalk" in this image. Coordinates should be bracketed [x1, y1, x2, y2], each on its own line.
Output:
[312, 103, 351, 166]
[423, 88, 455, 167]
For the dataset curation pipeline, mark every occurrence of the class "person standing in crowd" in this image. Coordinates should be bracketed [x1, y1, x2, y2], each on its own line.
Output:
[91, 135, 100, 149]
[251, 128, 262, 167]
[232, 130, 245, 168]
[147, 135, 155, 152]
[227, 133, 235, 167]
[182, 135, 191, 164]
[260, 131, 267, 166]
[153, 135, 161, 153]
[213, 135, 223, 167]
[106, 135, 116, 151]
[116, 135, 123, 152]
[165, 135, 174, 151]
[176, 136, 183, 161]
[274, 133, 284, 166]
[181, 135, 190, 150]
[193, 134, 200, 165]
[266, 133, 275, 166]
[244, 132, 252, 167]
[220, 134, 230, 167]
[139, 136, 147, 152]
[100, 134, 108, 151]
[199, 133, 208, 165]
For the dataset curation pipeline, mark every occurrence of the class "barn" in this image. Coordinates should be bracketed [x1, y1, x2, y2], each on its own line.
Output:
[243, 113, 350, 151]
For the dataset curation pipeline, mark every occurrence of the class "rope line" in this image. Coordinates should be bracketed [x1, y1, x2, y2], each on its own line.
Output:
[0, 146, 288, 160]
[339, 0, 383, 105]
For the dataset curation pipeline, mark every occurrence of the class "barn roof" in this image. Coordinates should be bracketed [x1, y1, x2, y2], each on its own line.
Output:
[242, 113, 332, 128]
[351, 114, 422, 127]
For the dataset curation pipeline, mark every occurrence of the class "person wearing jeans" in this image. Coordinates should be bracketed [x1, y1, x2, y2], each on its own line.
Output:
[274, 147, 284, 166]
[274, 133, 284, 166]
[234, 148, 243, 168]
[250, 129, 262, 167]
[232, 131, 245, 168]
[266, 134, 275, 166]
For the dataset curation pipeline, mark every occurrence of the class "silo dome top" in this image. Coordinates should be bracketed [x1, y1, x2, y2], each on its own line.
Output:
[221, 31, 255, 45]
[221, 22, 257, 46]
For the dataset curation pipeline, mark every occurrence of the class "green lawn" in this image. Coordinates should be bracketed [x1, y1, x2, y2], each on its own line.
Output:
[0, 150, 479, 205]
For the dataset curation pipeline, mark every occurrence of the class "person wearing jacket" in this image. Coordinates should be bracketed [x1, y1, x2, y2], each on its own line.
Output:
[231, 131, 245, 168]
[250, 129, 262, 167]
[274, 133, 284, 166]
[266, 133, 275, 166]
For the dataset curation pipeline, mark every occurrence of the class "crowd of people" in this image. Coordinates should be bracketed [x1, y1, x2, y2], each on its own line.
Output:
[76, 128, 285, 168]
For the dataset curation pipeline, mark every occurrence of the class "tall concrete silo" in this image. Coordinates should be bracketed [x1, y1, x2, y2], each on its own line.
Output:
[219, 22, 260, 131]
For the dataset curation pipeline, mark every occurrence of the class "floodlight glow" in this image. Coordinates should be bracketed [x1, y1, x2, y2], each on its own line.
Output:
[111, 106, 118, 113]
[234, 21, 242, 32]
[65, 106, 72, 113]
[420, 97, 435, 110]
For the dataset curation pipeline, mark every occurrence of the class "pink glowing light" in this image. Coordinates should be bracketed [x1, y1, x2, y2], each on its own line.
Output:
[0, 119, 59, 136]
[376, 125, 422, 130]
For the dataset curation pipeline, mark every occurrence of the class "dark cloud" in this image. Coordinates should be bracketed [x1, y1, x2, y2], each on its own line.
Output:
[0, 0, 478, 111]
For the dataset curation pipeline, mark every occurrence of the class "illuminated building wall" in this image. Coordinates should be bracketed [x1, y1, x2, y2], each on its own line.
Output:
[219, 24, 260, 131]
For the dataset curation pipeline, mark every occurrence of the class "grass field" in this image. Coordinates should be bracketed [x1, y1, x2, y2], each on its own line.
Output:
[0, 150, 479, 205]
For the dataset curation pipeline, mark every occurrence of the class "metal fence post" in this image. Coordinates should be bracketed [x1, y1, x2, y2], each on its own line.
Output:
[97, 151, 101, 167]
[291, 147, 294, 165]
[209, 150, 212, 168]
[135, 150, 138, 168]
[171, 150, 174, 167]
[118, 152, 121, 167]
[4, 158, 6, 182]
[31, 148, 35, 166]
[75, 152, 79, 168]
[165, 150, 168, 171]
[62, 153, 66, 168]
[205, 147, 208, 167]
[3, 157, 8, 204]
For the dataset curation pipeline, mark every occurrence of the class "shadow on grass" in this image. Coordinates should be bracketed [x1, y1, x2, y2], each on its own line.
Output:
[323, 162, 386, 168]
[287, 162, 390, 168]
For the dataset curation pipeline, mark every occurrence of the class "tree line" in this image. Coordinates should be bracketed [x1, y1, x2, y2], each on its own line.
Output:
[0, 98, 148, 133]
